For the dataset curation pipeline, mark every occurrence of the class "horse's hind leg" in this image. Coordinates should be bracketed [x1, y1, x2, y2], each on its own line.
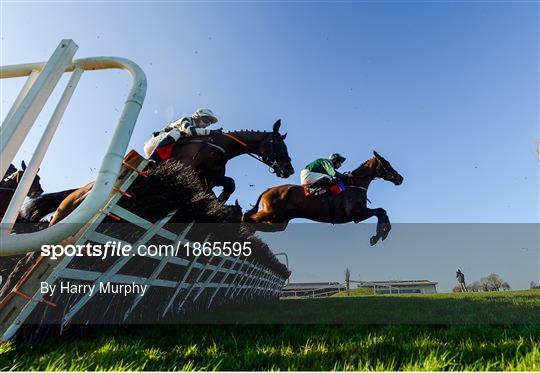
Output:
[249, 219, 288, 232]
[215, 176, 235, 203]
[244, 210, 288, 232]
[250, 221, 288, 232]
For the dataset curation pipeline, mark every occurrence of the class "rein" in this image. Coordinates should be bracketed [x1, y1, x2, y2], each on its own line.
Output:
[345, 167, 372, 203]
[221, 133, 276, 170]
[0, 173, 19, 192]
[347, 185, 368, 192]
[347, 185, 371, 203]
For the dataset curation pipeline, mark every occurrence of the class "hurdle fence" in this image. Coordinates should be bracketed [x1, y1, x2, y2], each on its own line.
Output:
[0, 40, 289, 341]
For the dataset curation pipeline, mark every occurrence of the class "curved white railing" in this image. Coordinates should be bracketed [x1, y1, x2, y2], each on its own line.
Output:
[0, 40, 147, 255]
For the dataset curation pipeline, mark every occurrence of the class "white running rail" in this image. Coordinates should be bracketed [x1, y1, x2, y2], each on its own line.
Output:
[0, 39, 147, 255]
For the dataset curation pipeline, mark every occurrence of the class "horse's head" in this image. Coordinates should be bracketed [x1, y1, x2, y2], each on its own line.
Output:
[4, 161, 44, 198]
[28, 174, 44, 198]
[371, 151, 403, 185]
[257, 120, 295, 178]
[2, 164, 17, 181]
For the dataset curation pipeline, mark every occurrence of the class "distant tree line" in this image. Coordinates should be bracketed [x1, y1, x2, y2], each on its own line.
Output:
[452, 273, 511, 293]
[530, 281, 540, 290]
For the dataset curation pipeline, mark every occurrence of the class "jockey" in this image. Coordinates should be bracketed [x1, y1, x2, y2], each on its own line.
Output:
[147, 108, 221, 163]
[300, 153, 348, 194]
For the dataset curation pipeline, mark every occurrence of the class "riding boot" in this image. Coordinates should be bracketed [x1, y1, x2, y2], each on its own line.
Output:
[327, 195, 335, 224]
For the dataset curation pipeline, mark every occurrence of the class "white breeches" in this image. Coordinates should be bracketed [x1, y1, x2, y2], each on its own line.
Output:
[300, 169, 330, 185]
[143, 129, 181, 157]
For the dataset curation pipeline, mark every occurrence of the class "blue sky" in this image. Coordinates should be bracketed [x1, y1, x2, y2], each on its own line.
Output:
[1, 2, 538, 289]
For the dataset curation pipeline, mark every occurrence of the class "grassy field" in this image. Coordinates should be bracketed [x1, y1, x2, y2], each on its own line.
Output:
[1, 290, 539, 371]
[184, 289, 540, 324]
[331, 287, 374, 297]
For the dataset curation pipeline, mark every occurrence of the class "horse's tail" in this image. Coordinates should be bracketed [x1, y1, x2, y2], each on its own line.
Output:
[242, 191, 264, 222]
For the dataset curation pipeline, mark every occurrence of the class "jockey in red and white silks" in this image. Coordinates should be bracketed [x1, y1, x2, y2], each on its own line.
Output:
[144, 108, 221, 162]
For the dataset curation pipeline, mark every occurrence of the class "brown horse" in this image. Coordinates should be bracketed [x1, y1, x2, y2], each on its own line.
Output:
[49, 120, 293, 225]
[243, 151, 403, 246]
[0, 161, 44, 219]
[166, 119, 294, 202]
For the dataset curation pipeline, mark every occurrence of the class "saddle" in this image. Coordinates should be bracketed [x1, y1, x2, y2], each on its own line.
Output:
[154, 135, 226, 162]
[303, 180, 346, 197]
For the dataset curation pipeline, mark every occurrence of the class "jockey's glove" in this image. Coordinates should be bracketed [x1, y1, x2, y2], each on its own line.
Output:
[211, 128, 223, 134]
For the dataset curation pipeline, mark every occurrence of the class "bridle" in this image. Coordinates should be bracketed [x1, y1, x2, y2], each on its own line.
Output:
[376, 159, 399, 182]
[221, 132, 287, 174]
[0, 172, 20, 192]
[0, 171, 42, 195]
[348, 157, 396, 183]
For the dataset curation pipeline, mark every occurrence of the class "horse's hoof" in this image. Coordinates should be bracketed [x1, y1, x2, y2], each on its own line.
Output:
[370, 236, 378, 246]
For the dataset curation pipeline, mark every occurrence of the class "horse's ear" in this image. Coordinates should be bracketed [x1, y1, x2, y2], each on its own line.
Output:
[281, 132, 287, 140]
[235, 199, 240, 207]
[373, 150, 381, 159]
[272, 119, 281, 132]
[21, 160, 27, 170]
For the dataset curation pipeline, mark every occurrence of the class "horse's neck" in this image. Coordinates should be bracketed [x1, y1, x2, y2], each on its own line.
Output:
[0, 185, 15, 210]
[219, 131, 269, 158]
[350, 159, 378, 188]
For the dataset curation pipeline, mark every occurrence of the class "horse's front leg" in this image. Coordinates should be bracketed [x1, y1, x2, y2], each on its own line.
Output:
[215, 176, 236, 203]
[368, 208, 390, 246]
[352, 207, 391, 246]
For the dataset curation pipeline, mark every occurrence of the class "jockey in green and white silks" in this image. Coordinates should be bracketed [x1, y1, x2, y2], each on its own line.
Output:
[300, 153, 348, 192]
[144, 108, 221, 162]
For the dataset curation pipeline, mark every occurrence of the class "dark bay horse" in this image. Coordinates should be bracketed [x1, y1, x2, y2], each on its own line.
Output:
[167, 119, 294, 202]
[0, 162, 44, 219]
[243, 151, 403, 246]
[49, 120, 293, 225]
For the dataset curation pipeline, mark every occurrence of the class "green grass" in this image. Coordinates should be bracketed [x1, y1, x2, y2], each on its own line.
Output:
[185, 290, 540, 324]
[331, 287, 374, 297]
[1, 291, 539, 371]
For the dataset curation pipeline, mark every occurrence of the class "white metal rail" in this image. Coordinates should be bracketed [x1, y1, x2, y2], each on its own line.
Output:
[281, 280, 404, 299]
[0, 153, 288, 340]
[0, 39, 147, 255]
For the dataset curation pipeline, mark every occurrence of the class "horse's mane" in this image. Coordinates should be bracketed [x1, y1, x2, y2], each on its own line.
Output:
[351, 158, 372, 175]
[226, 129, 272, 135]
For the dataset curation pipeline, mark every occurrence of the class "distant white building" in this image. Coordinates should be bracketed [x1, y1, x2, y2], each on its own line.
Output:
[281, 282, 346, 298]
[358, 280, 438, 294]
